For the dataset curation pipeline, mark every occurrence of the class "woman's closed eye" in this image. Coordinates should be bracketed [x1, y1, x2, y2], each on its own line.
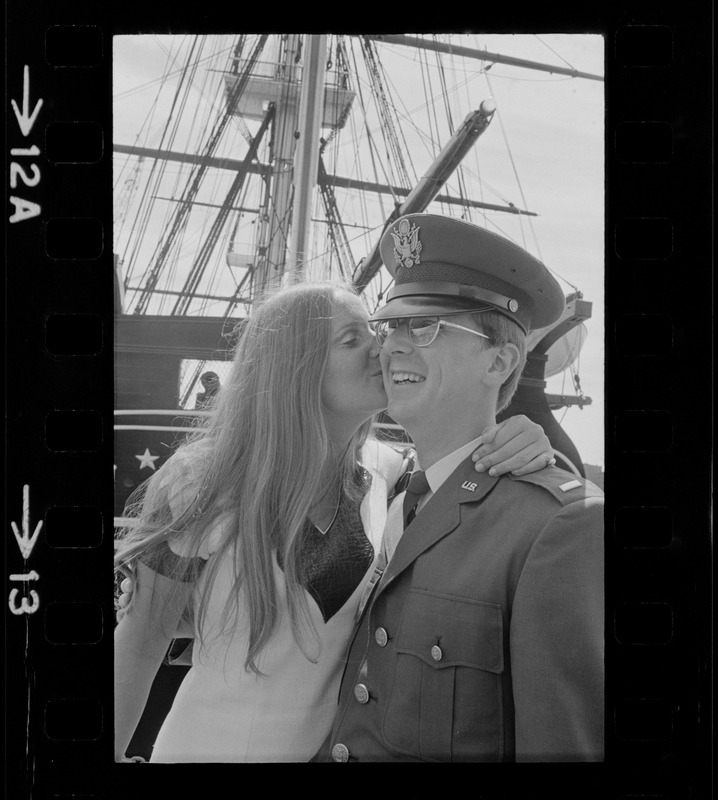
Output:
[339, 326, 374, 347]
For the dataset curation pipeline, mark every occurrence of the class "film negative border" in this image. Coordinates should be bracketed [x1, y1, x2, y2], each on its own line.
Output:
[605, 15, 713, 797]
[6, 7, 114, 800]
[5, 3, 713, 799]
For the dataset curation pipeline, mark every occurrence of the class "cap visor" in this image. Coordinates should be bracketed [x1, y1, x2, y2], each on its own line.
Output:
[369, 295, 494, 322]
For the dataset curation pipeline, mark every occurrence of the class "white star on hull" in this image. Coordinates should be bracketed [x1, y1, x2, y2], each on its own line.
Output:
[135, 448, 160, 470]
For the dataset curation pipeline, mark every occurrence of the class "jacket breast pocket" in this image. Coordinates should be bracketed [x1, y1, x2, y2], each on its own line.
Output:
[382, 588, 505, 761]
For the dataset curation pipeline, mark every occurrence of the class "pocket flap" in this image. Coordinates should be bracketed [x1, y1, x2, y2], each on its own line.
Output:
[396, 589, 504, 673]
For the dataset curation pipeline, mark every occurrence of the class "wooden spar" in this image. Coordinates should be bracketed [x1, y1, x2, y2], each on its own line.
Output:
[154, 190, 532, 217]
[113, 143, 267, 172]
[366, 34, 604, 82]
[399, 100, 496, 211]
[353, 99, 498, 292]
[113, 142, 534, 216]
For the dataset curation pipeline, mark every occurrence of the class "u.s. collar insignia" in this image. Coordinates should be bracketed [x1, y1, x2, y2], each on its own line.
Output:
[390, 219, 422, 269]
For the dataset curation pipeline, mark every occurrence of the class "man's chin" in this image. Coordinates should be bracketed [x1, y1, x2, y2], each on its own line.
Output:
[386, 395, 423, 427]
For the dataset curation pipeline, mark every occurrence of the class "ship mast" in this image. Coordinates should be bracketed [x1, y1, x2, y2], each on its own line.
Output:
[224, 34, 354, 293]
[258, 35, 301, 293]
[286, 35, 327, 279]
[116, 34, 602, 312]
[112, 33, 600, 462]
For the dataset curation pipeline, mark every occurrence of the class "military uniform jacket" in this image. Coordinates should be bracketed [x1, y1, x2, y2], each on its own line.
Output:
[319, 455, 604, 762]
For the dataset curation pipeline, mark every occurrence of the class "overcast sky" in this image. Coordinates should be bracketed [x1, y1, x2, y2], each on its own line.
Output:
[114, 33, 605, 467]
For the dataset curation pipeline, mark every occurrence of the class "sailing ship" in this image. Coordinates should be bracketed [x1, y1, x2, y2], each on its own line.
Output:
[112, 32, 604, 757]
[113, 33, 605, 521]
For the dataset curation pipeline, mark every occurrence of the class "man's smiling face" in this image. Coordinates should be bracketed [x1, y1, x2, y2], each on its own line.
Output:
[379, 314, 491, 435]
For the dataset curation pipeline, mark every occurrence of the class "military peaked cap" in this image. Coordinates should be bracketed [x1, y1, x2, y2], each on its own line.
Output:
[369, 213, 565, 332]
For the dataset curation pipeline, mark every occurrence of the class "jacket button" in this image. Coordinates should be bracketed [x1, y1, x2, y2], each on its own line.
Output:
[431, 644, 443, 661]
[374, 627, 388, 647]
[332, 743, 350, 762]
[353, 683, 370, 704]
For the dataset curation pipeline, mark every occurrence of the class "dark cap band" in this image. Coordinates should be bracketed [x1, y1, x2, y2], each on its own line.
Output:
[387, 281, 519, 314]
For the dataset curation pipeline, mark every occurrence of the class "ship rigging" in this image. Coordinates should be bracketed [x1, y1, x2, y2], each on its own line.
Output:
[113, 32, 605, 512]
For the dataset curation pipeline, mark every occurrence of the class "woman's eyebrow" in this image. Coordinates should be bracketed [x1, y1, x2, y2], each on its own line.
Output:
[334, 320, 364, 336]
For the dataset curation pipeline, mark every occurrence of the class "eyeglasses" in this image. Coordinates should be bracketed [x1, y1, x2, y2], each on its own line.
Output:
[371, 317, 490, 348]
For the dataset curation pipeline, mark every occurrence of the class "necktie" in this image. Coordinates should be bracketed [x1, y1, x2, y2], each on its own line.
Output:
[355, 469, 429, 624]
[402, 470, 429, 528]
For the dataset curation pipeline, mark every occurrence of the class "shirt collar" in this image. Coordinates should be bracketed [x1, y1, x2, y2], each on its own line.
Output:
[420, 435, 485, 497]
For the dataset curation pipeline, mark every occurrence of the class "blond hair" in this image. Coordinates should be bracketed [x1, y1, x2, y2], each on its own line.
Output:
[115, 281, 375, 674]
[472, 310, 528, 412]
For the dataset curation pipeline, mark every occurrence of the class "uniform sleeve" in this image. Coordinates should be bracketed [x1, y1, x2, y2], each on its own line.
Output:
[509, 496, 604, 761]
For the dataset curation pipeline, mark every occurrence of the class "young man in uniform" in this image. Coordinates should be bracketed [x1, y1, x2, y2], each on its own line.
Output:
[318, 213, 604, 762]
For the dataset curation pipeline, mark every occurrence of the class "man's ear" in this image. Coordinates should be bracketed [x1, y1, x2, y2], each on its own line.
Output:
[484, 343, 521, 386]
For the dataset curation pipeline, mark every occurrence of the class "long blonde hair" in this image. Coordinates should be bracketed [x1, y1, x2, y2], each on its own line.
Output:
[115, 281, 375, 673]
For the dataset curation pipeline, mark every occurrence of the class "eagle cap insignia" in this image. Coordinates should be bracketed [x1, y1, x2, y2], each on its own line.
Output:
[391, 219, 422, 269]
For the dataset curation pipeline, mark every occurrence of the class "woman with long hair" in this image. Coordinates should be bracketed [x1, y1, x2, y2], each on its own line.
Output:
[114, 280, 553, 762]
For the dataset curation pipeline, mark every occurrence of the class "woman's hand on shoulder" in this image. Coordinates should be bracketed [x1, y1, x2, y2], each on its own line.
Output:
[472, 415, 555, 476]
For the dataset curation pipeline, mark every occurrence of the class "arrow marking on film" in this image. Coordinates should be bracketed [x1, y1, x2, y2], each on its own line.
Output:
[11, 485, 43, 560]
[11, 65, 44, 137]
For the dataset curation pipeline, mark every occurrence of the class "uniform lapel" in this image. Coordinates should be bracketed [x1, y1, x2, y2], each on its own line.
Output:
[377, 455, 500, 595]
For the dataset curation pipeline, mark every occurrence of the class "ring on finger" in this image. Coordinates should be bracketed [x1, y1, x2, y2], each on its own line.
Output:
[544, 454, 556, 467]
